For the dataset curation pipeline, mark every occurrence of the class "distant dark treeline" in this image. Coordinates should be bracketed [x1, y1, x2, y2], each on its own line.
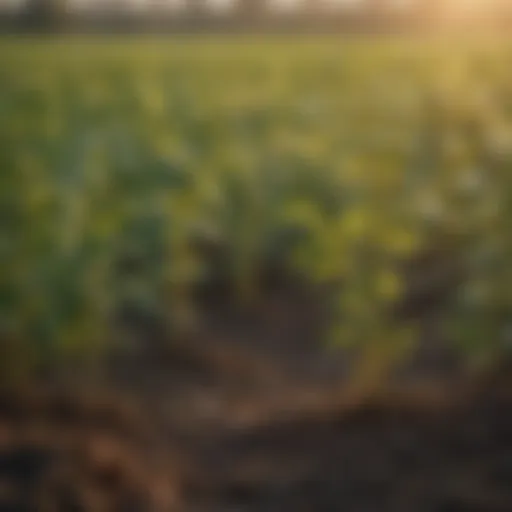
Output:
[1, 0, 512, 34]
[0, 14, 435, 35]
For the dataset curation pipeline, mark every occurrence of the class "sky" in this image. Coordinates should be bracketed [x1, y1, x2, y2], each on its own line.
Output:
[0, 0, 492, 15]
[0, 0, 371, 11]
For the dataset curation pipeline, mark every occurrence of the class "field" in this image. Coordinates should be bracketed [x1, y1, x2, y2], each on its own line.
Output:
[0, 37, 511, 511]
[2, 38, 511, 375]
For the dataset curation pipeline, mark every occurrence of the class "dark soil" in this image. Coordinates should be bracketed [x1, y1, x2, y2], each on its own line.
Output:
[0, 362, 510, 511]
[1, 275, 510, 511]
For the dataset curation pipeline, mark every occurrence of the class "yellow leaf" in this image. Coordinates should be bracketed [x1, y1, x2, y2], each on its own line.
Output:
[376, 270, 402, 302]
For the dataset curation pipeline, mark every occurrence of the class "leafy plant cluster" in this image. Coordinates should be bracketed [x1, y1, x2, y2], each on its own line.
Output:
[1, 40, 511, 372]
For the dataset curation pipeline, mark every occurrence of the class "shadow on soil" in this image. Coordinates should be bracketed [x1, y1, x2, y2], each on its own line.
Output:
[0, 283, 511, 511]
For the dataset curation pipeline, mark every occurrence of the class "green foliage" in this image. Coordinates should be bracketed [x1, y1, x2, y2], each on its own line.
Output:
[0, 39, 511, 374]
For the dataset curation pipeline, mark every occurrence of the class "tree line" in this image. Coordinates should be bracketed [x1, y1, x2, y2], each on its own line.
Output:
[3, 0, 512, 33]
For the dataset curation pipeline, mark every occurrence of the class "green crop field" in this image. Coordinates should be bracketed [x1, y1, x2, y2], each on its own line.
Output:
[1, 38, 511, 377]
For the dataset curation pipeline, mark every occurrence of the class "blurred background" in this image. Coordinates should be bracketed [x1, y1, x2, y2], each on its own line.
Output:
[2, 0, 512, 33]
[0, 1, 512, 511]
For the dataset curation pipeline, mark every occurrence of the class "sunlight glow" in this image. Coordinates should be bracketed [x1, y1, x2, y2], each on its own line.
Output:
[1, 0, 509, 19]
